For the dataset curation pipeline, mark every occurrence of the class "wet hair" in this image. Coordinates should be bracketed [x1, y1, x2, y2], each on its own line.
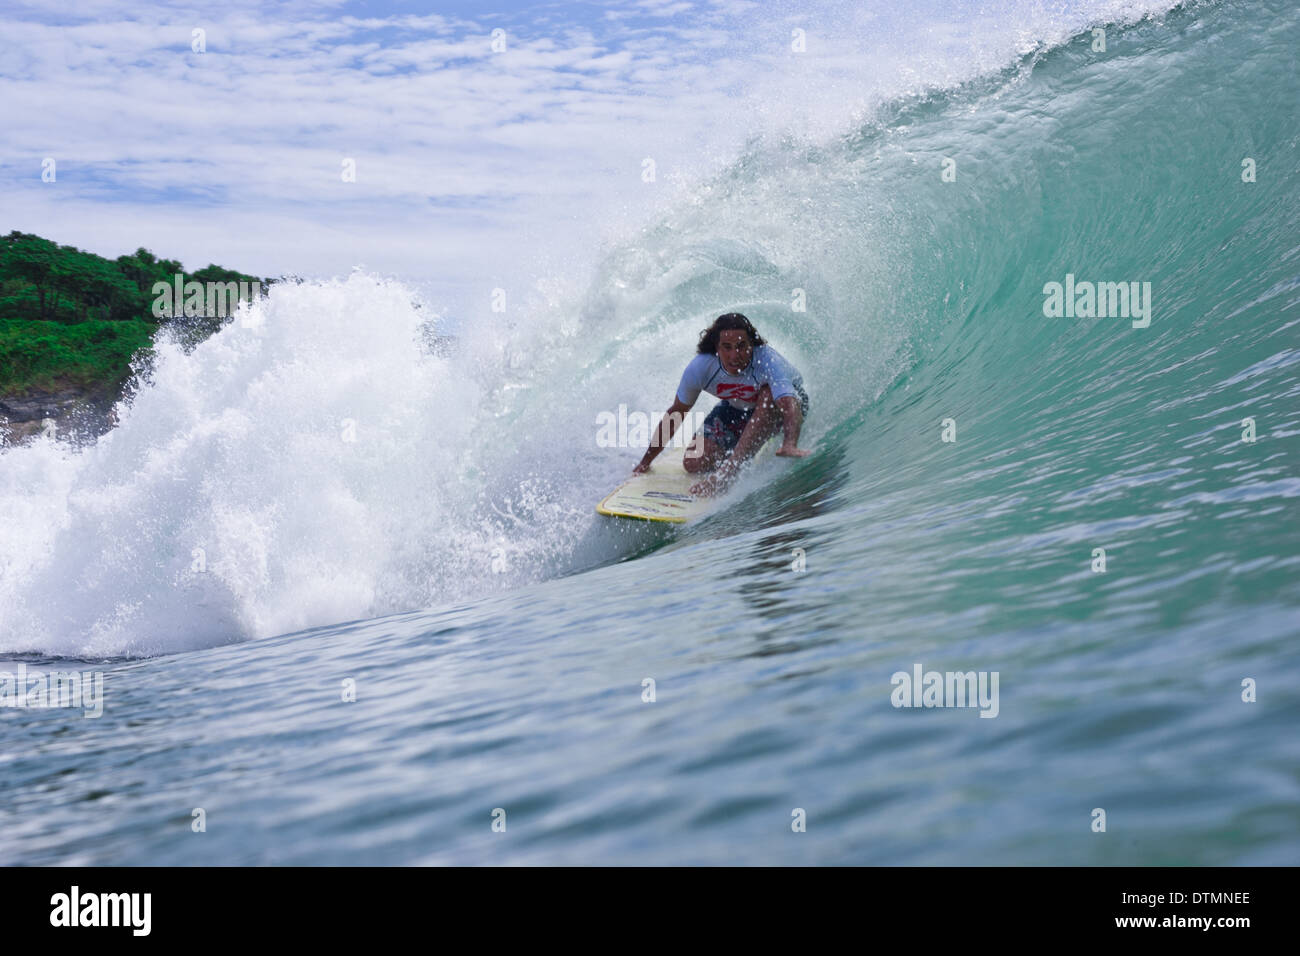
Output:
[696, 312, 766, 355]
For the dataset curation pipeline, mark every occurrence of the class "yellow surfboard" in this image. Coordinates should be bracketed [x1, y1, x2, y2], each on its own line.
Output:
[596, 444, 713, 523]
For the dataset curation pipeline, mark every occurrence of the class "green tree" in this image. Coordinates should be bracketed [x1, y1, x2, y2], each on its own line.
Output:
[1, 232, 63, 320]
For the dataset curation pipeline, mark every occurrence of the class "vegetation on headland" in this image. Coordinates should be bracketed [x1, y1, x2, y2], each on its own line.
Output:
[0, 230, 270, 395]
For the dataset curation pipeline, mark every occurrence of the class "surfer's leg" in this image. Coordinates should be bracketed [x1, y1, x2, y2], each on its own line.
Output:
[682, 430, 728, 473]
[685, 401, 744, 474]
[690, 387, 783, 496]
[723, 384, 783, 469]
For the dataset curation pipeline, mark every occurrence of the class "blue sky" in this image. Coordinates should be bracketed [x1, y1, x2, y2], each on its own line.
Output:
[0, 0, 1145, 317]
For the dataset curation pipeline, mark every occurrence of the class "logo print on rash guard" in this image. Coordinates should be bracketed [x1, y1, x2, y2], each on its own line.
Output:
[715, 383, 758, 401]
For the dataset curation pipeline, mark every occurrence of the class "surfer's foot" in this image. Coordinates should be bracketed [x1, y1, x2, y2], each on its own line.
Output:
[690, 465, 737, 498]
[689, 474, 722, 497]
[775, 444, 810, 458]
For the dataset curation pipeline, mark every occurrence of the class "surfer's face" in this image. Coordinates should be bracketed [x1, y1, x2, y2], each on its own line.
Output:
[717, 330, 753, 375]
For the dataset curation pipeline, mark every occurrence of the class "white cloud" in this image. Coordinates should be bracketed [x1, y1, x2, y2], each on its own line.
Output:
[1, 0, 1168, 313]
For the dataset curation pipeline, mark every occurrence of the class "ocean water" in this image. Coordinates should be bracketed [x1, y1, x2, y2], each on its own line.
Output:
[2, 0, 1299, 864]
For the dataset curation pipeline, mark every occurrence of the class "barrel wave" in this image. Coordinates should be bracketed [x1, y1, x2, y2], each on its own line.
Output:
[0, 0, 1296, 865]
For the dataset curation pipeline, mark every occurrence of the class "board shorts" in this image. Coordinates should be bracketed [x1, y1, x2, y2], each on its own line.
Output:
[701, 382, 809, 453]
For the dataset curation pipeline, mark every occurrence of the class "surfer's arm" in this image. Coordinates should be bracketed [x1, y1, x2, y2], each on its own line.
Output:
[633, 396, 692, 473]
[774, 394, 809, 457]
[756, 350, 808, 456]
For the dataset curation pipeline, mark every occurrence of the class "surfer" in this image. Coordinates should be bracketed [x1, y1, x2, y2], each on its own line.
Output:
[633, 313, 810, 497]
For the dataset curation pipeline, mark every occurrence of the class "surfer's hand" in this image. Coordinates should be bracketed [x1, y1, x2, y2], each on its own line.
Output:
[776, 444, 811, 458]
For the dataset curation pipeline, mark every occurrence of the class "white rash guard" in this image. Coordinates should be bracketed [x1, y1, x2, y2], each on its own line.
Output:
[674, 344, 804, 411]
